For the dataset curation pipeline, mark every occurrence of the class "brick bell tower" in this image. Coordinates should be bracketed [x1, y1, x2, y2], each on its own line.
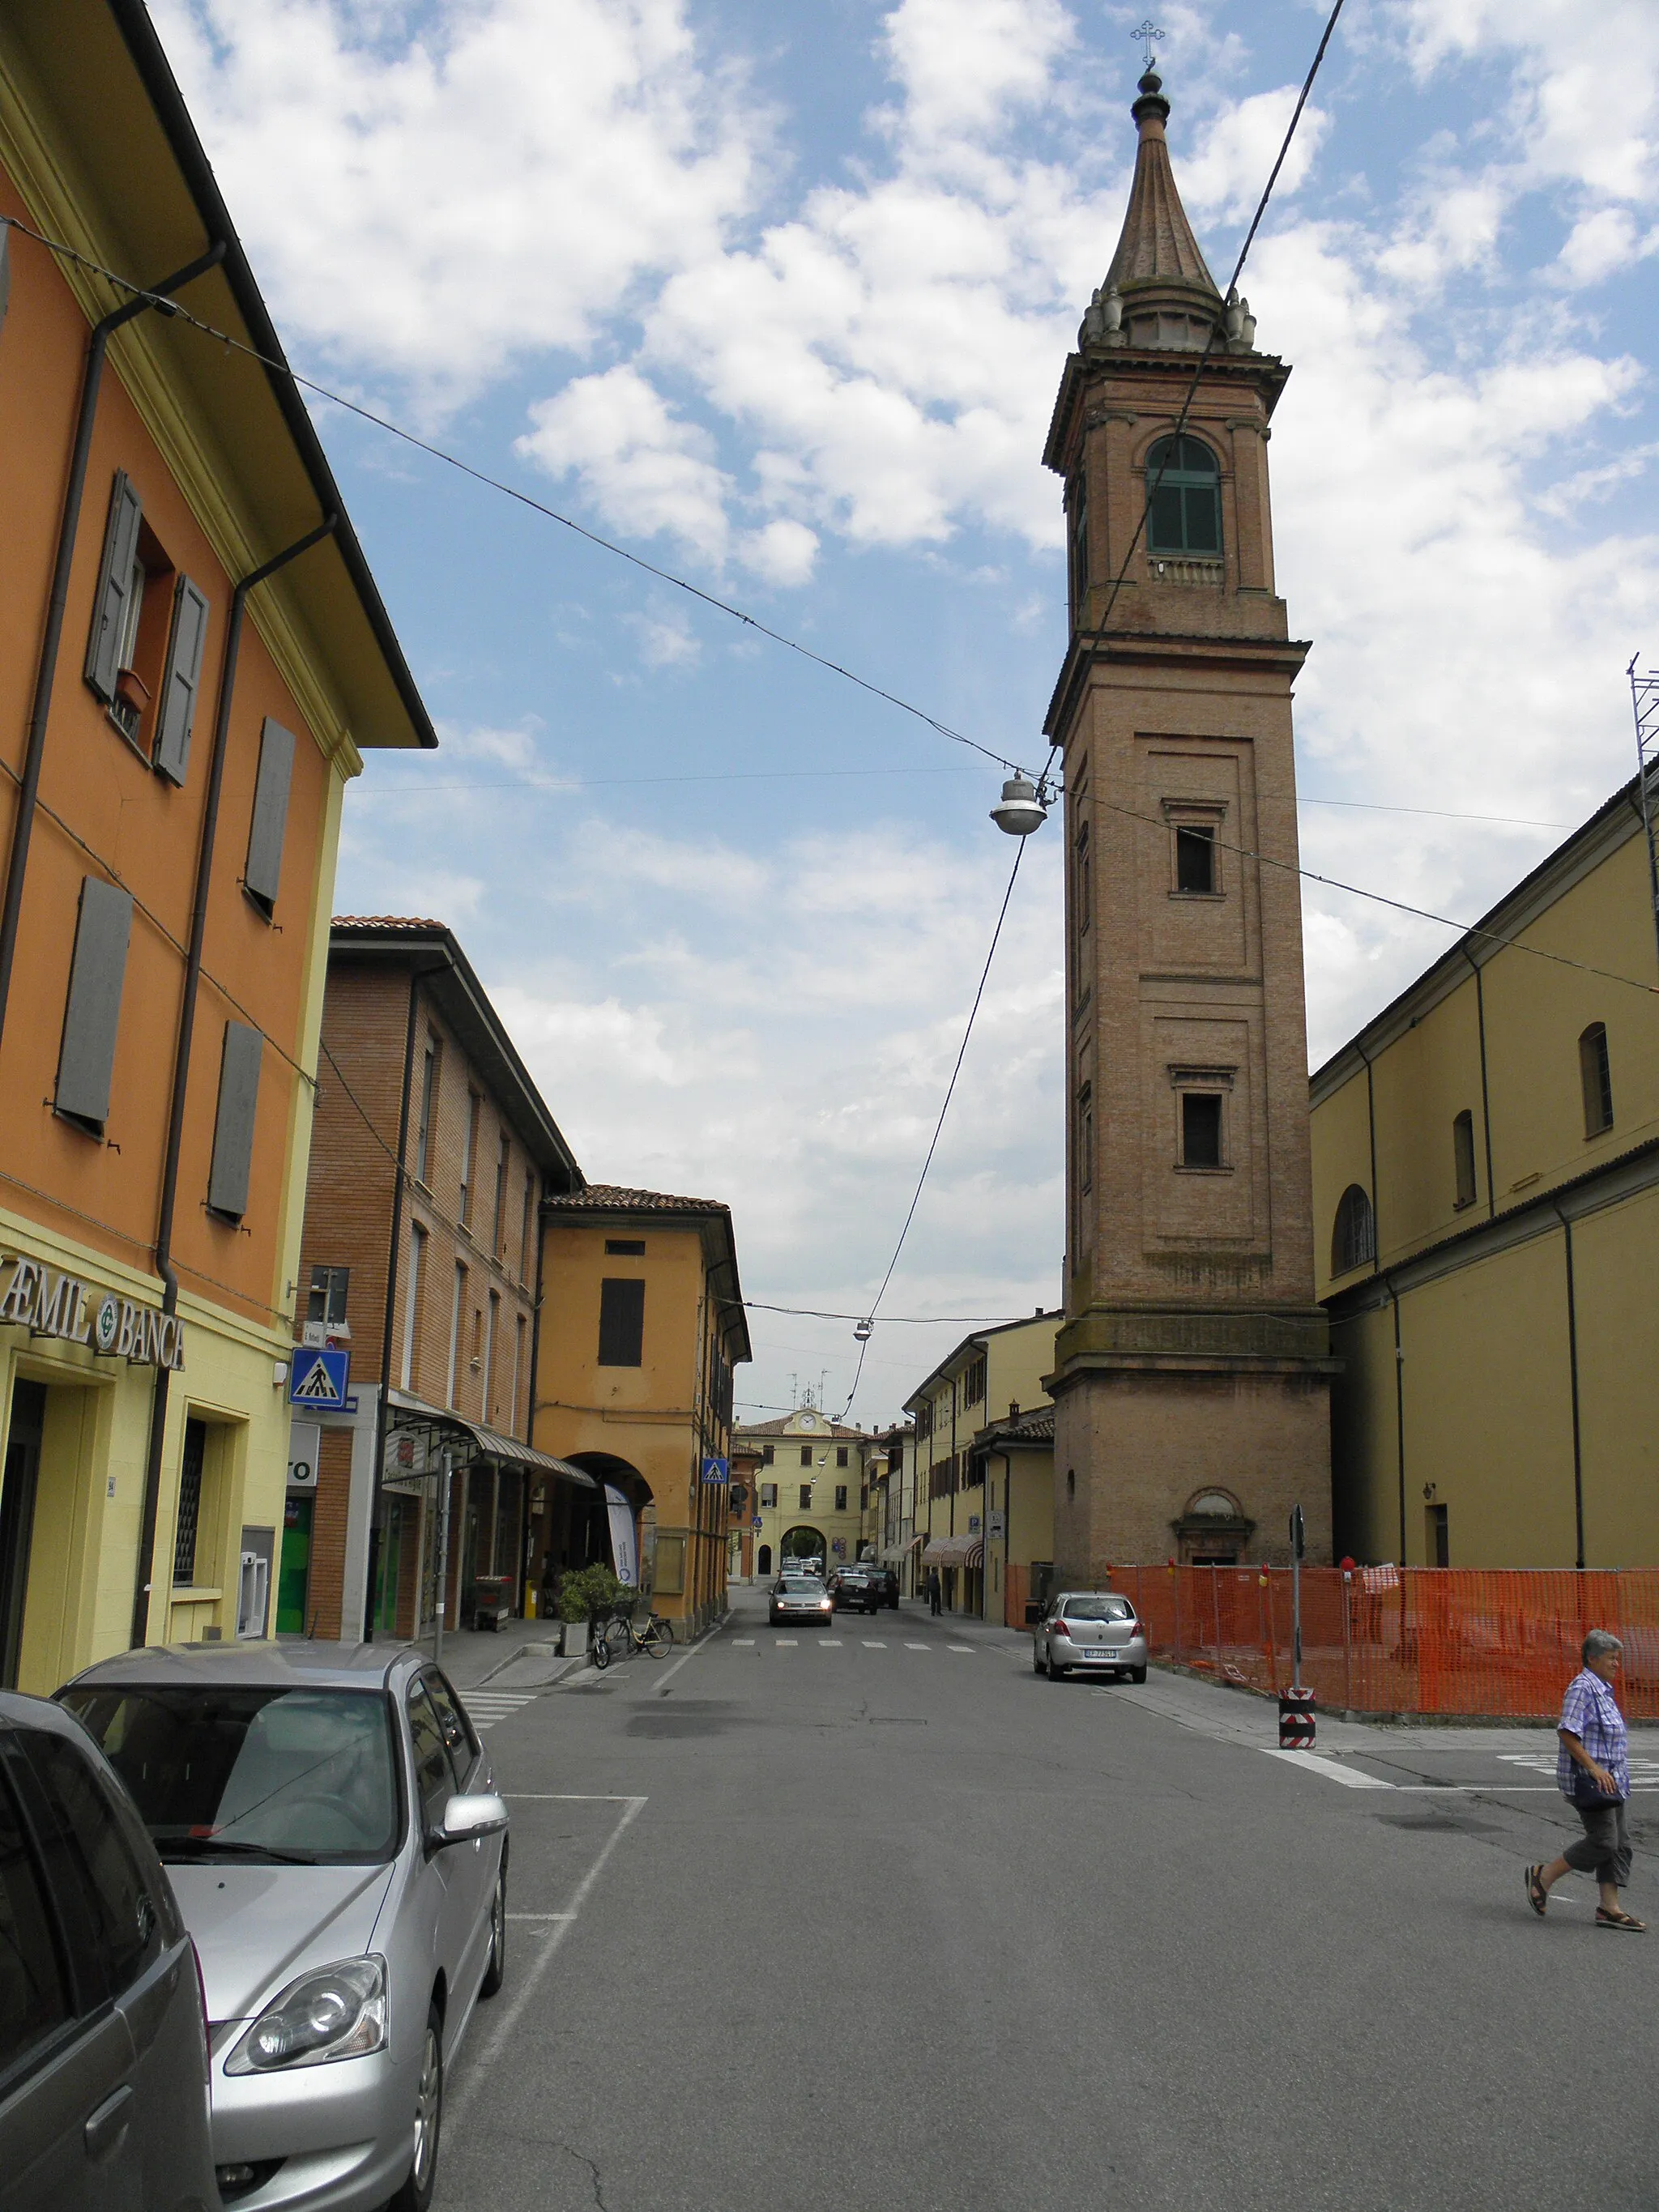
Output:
[1043, 63, 1335, 1575]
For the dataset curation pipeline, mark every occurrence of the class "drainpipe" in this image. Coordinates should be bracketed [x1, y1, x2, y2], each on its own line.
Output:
[364, 959, 443, 1636]
[0, 243, 226, 1052]
[130, 515, 337, 1650]
[1553, 1204, 1586, 1571]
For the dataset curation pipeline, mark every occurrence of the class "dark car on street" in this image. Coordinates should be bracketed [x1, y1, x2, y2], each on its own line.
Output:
[826, 1568, 881, 1616]
[862, 1564, 900, 1609]
[0, 1689, 218, 2212]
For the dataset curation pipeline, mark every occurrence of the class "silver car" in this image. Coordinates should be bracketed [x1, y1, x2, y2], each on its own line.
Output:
[59, 1641, 508, 2212]
[1034, 1592, 1149, 1681]
[769, 1575, 835, 1626]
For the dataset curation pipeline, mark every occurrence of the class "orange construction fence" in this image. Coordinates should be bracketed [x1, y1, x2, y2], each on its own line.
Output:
[1103, 1565, 1659, 1720]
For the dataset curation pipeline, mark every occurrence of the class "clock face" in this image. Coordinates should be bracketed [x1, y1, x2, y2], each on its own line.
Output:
[798, 1412, 817, 1430]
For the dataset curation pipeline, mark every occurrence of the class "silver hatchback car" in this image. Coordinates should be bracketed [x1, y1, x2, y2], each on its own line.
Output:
[769, 1575, 834, 1627]
[59, 1641, 508, 2212]
[1034, 1592, 1149, 1681]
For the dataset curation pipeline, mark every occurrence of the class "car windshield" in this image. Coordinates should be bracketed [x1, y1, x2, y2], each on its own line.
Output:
[61, 1685, 401, 1865]
[782, 1579, 825, 1593]
[1062, 1597, 1134, 1622]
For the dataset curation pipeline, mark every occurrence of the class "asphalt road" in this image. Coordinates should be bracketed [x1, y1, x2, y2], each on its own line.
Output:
[433, 1589, 1659, 2212]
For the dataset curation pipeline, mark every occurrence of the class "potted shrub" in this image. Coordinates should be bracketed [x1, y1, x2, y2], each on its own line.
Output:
[558, 1564, 625, 1661]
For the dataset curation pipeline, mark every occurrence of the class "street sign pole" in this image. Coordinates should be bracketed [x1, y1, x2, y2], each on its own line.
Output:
[1290, 1502, 1305, 1687]
[434, 1450, 453, 1665]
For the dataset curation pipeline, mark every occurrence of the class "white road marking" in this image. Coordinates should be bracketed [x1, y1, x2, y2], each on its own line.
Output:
[776, 1639, 798, 1647]
[1263, 1750, 1395, 1788]
[732, 1638, 755, 1646]
[506, 1913, 576, 1922]
[904, 1643, 931, 1651]
[863, 1640, 887, 1648]
[645, 1614, 729, 1698]
[948, 1645, 975, 1653]
[821, 1639, 842, 1647]
[450, 1795, 647, 2125]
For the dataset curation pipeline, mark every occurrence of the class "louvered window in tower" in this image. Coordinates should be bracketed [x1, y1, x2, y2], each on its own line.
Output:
[1145, 435, 1221, 557]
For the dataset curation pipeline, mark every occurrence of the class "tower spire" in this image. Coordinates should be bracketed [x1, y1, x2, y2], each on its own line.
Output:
[1083, 66, 1222, 353]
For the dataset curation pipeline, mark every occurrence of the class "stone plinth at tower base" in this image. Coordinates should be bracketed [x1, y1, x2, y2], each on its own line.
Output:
[1049, 1309, 1337, 1576]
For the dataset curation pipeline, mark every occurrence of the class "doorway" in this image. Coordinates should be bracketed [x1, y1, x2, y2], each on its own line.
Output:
[277, 1493, 313, 1634]
[757, 1543, 772, 1577]
[0, 1381, 45, 1689]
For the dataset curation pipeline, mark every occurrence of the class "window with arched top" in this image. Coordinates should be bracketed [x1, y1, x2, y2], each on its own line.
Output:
[1145, 435, 1221, 557]
[1333, 1184, 1375, 1276]
[1580, 1023, 1613, 1136]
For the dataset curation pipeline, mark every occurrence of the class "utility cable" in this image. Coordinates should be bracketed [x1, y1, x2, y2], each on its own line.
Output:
[836, 833, 1031, 1421]
[748, 1301, 1036, 1325]
[2, 215, 1023, 778]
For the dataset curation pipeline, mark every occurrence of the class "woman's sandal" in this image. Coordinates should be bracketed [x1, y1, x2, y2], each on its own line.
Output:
[1525, 1865, 1548, 1916]
[1595, 1907, 1647, 1932]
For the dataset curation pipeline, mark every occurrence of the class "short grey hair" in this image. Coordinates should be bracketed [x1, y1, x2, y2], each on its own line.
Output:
[1582, 1630, 1623, 1666]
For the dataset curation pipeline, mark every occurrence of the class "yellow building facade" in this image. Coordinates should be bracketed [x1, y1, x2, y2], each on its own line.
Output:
[905, 1313, 1060, 1618]
[737, 1408, 878, 1582]
[1311, 774, 1659, 1568]
[0, 2, 431, 1691]
[533, 1187, 750, 1638]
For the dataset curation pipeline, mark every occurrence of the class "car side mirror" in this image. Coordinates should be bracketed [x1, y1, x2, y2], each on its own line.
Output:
[433, 1792, 509, 1848]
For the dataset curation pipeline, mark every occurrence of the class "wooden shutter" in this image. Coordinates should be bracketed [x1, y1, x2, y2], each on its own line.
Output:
[152, 576, 211, 785]
[207, 1021, 262, 1218]
[596, 1277, 645, 1366]
[244, 718, 296, 915]
[56, 877, 133, 1129]
[84, 472, 143, 701]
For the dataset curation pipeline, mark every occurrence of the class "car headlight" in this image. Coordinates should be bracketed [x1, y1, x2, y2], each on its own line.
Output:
[224, 1957, 387, 2073]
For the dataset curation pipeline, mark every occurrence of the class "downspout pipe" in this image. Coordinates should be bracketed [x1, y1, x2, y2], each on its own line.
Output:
[0, 241, 226, 1051]
[364, 960, 442, 1637]
[1552, 1204, 1587, 1571]
[130, 514, 337, 1649]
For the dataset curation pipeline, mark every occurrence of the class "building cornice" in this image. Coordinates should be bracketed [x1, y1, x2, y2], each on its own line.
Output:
[1044, 629, 1311, 742]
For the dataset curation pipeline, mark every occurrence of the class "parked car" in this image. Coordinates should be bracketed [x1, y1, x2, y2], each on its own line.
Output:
[59, 1640, 509, 2212]
[863, 1565, 900, 1609]
[826, 1568, 881, 1616]
[769, 1575, 835, 1626]
[0, 1688, 217, 2212]
[1034, 1593, 1149, 1681]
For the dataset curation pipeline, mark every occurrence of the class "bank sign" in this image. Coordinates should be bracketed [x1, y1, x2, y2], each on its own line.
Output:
[0, 1253, 186, 1370]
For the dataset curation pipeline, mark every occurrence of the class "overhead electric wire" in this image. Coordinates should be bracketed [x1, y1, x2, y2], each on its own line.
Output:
[748, 1301, 1033, 1324]
[2, 215, 1022, 779]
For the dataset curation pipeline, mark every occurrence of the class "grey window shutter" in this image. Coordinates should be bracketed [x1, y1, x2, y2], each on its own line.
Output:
[152, 576, 210, 785]
[207, 1021, 262, 1217]
[85, 472, 143, 701]
[56, 877, 133, 1130]
[244, 718, 296, 916]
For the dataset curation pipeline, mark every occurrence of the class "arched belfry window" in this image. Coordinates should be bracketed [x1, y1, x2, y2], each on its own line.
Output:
[1145, 435, 1221, 557]
[1333, 1184, 1375, 1276]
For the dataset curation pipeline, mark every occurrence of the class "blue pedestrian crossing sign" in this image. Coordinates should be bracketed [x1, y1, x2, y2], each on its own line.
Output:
[289, 1347, 349, 1408]
[700, 1455, 730, 1485]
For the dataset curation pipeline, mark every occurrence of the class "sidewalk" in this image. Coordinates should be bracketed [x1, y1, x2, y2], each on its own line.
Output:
[380, 1620, 572, 1690]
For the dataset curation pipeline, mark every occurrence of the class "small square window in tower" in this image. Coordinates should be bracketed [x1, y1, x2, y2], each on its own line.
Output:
[1180, 1092, 1223, 1170]
[1175, 825, 1216, 894]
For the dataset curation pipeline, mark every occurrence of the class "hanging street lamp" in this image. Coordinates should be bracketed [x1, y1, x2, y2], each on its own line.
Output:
[990, 774, 1049, 836]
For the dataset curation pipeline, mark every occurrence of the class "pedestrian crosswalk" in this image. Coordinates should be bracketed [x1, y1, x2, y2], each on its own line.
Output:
[723, 1637, 994, 1654]
[462, 1690, 538, 1732]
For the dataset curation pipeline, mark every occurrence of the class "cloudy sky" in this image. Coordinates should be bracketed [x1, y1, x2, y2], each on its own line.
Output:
[154, 0, 1659, 1426]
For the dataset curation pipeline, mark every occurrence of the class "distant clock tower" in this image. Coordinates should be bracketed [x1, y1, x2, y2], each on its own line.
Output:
[1043, 66, 1335, 1574]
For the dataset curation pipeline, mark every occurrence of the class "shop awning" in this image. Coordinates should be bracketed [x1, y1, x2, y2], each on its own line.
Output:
[881, 1535, 923, 1564]
[384, 1396, 598, 1489]
[921, 1534, 984, 1567]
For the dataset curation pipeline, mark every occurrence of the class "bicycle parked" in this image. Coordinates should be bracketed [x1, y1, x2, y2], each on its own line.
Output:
[589, 1599, 675, 1668]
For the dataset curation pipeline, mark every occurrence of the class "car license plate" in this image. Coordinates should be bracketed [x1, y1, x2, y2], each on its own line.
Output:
[1084, 1648, 1119, 1662]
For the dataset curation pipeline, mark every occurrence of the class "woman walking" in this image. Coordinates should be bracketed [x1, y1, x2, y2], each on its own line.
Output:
[1526, 1630, 1645, 1931]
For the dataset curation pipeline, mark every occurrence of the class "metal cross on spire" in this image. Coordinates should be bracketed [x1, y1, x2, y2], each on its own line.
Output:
[1132, 18, 1165, 75]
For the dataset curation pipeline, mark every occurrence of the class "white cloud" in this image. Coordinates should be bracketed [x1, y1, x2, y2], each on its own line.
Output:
[518, 365, 734, 564]
[150, 0, 762, 394]
[1553, 206, 1659, 288]
[1181, 87, 1328, 224]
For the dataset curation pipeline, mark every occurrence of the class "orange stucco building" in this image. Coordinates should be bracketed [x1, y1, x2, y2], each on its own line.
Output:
[0, 2, 432, 1687]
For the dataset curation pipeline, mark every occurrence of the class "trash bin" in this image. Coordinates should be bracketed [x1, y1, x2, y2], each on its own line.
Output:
[468, 1575, 514, 1630]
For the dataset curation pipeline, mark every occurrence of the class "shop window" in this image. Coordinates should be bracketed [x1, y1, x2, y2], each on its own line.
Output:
[173, 1419, 209, 1586]
[243, 718, 296, 919]
[597, 1277, 645, 1366]
[207, 1021, 262, 1220]
[1580, 1023, 1613, 1136]
[308, 1266, 349, 1327]
[55, 876, 133, 1135]
[1452, 1110, 1478, 1208]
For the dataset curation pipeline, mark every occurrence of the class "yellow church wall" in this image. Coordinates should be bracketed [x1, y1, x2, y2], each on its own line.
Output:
[1368, 982, 1486, 1267]
[1329, 1301, 1397, 1563]
[1572, 1183, 1659, 1566]
[1311, 1067, 1373, 1301]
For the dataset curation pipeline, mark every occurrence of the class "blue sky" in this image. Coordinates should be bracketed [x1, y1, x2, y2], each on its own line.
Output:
[154, 0, 1659, 1425]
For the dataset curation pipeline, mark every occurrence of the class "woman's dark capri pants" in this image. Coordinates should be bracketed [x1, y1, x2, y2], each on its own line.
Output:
[1566, 1798, 1633, 1889]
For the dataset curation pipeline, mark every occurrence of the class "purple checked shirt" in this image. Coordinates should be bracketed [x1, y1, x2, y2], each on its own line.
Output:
[1558, 1668, 1629, 1800]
